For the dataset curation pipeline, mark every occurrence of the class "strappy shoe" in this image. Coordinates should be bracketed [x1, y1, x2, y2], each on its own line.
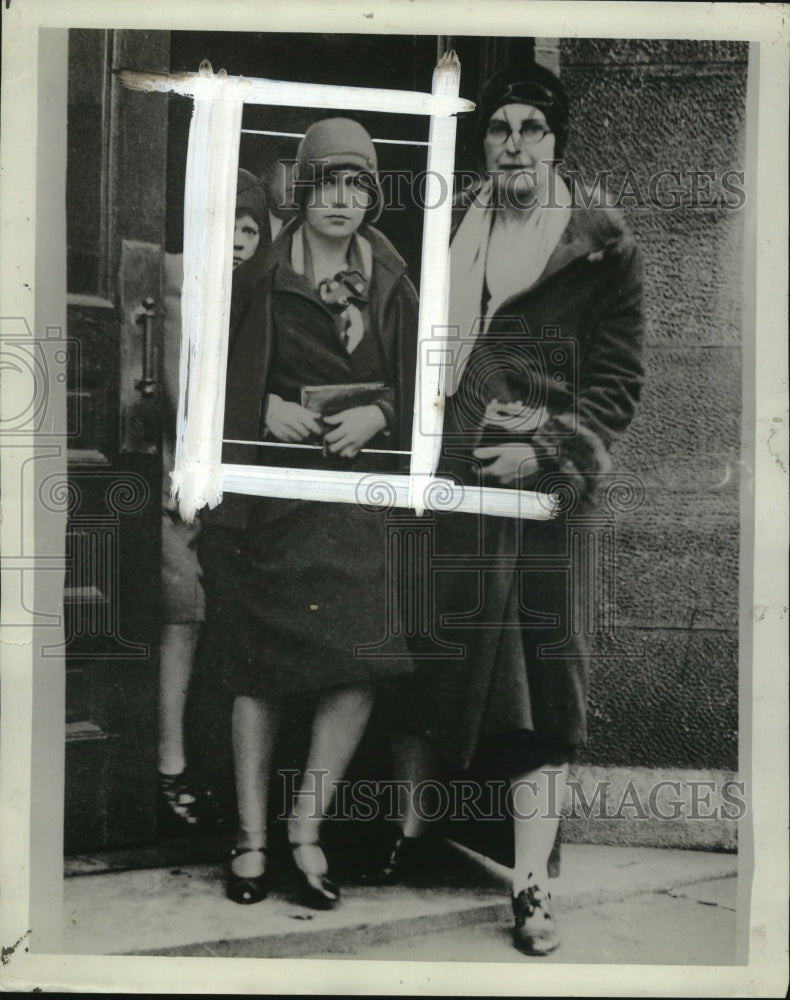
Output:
[511, 885, 561, 956]
[289, 841, 340, 910]
[226, 847, 269, 905]
[158, 770, 227, 837]
[359, 833, 427, 886]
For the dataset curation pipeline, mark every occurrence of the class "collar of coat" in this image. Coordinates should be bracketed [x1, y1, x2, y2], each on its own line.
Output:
[451, 181, 636, 292]
[232, 217, 410, 319]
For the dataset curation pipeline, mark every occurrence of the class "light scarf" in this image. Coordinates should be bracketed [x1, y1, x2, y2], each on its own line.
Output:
[446, 172, 572, 396]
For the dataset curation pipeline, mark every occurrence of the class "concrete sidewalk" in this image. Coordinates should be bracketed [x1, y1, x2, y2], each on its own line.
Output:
[308, 875, 739, 965]
[62, 841, 739, 963]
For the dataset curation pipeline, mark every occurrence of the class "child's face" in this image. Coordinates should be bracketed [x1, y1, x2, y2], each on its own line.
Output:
[233, 212, 261, 268]
[304, 169, 371, 242]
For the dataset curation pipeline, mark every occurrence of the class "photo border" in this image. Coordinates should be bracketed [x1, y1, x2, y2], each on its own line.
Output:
[0, 2, 787, 995]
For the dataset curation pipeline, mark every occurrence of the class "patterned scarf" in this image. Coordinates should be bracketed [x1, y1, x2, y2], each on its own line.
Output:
[291, 227, 372, 354]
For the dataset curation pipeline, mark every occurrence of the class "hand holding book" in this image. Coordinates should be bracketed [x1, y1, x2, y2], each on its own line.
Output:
[323, 405, 387, 458]
[472, 399, 546, 484]
[300, 381, 392, 457]
[264, 393, 324, 443]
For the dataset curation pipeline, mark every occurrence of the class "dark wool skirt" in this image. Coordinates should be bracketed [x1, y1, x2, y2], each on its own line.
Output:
[199, 496, 413, 699]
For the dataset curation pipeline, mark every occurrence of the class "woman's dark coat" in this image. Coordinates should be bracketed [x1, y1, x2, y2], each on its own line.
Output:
[199, 221, 419, 696]
[207, 221, 419, 530]
[404, 191, 645, 770]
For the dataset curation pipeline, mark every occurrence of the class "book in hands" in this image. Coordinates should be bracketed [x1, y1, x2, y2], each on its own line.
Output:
[300, 381, 389, 451]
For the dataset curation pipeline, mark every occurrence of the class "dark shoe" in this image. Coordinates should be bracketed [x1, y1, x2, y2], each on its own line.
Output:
[512, 885, 561, 956]
[227, 847, 269, 905]
[290, 842, 340, 910]
[158, 770, 227, 837]
[359, 834, 426, 886]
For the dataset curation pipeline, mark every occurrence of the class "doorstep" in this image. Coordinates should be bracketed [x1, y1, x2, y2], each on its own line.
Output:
[62, 841, 738, 958]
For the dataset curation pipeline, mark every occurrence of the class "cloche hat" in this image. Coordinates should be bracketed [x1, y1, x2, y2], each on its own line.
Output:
[294, 117, 383, 223]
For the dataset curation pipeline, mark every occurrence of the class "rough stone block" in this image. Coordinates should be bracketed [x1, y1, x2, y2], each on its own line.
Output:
[559, 54, 747, 350]
[617, 346, 742, 470]
[611, 492, 740, 631]
[561, 38, 749, 67]
[583, 629, 739, 769]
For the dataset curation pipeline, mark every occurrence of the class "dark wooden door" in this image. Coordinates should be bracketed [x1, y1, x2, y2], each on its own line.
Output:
[64, 29, 170, 852]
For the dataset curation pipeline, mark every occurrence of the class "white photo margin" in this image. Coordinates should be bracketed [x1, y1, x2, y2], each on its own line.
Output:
[120, 55, 558, 525]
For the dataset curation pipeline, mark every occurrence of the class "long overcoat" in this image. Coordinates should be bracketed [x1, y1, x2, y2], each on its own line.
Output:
[403, 192, 645, 770]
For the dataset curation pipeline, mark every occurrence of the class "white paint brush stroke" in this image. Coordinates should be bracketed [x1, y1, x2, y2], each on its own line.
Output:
[221, 467, 555, 521]
[170, 63, 251, 521]
[119, 69, 475, 117]
[121, 58, 557, 523]
[408, 51, 459, 515]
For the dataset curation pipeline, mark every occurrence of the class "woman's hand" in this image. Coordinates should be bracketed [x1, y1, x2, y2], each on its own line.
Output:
[481, 398, 548, 434]
[474, 444, 540, 485]
[323, 405, 387, 458]
[264, 393, 323, 442]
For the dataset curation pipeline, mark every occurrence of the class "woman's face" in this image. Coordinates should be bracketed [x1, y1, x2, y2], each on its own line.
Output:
[304, 169, 371, 241]
[233, 212, 261, 268]
[484, 103, 556, 207]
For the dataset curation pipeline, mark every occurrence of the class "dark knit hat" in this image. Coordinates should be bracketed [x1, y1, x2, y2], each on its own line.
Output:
[479, 63, 570, 161]
[294, 117, 383, 223]
[235, 168, 268, 230]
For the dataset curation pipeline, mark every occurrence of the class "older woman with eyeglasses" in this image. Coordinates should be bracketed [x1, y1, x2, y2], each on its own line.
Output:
[365, 62, 646, 958]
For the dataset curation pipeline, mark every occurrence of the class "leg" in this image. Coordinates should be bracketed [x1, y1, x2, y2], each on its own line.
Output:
[509, 762, 568, 955]
[391, 731, 442, 840]
[289, 684, 375, 846]
[359, 731, 444, 885]
[287, 684, 374, 906]
[511, 763, 568, 891]
[229, 694, 281, 893]
[158, 622, 200, 775]
[158, 622, 227, 834]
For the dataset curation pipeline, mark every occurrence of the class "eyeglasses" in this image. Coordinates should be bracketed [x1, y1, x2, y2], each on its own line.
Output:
[485, 119, 553, 146]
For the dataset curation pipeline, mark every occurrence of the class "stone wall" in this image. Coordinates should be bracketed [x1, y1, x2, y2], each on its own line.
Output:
[559, 39, 747, 770]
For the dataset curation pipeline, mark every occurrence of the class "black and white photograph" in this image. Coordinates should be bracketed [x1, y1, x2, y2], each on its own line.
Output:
[0, 1, 787, 995]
